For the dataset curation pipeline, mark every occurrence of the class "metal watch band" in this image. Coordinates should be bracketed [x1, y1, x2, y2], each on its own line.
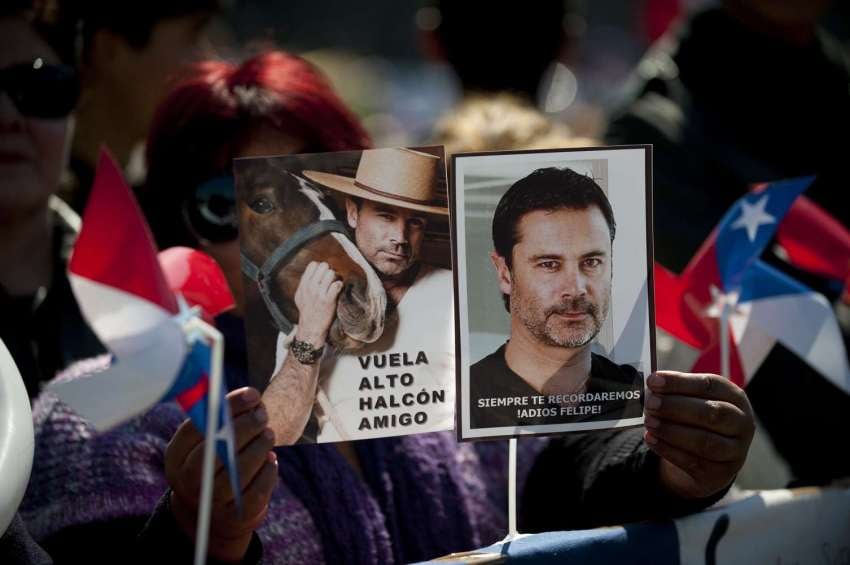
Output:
[289, 338, 324, 365]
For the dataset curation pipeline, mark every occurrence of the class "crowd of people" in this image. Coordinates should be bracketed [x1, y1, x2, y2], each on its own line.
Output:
[2, 0, 848, 563]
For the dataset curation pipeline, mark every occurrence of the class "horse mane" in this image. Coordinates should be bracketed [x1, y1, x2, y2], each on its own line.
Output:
[291, 173, 346, 222]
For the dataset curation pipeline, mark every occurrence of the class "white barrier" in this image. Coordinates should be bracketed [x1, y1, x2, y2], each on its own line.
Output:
[676, 487, 850, 564]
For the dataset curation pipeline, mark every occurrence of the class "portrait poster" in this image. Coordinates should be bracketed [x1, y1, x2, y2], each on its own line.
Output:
[452, 146, 655, 441]
[234, 147, 455, 445]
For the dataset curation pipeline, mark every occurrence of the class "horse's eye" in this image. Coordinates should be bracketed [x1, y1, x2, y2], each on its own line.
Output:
[249, 196, 275, 214]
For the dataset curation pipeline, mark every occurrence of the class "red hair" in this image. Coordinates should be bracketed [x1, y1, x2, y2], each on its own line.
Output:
[143, 50, 371, 247]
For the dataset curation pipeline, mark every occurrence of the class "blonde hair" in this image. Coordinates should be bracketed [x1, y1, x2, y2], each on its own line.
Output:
[433, 94, 599, 156]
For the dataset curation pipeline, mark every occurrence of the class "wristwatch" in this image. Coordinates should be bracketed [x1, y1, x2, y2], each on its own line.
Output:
[289, 338, 324, 365]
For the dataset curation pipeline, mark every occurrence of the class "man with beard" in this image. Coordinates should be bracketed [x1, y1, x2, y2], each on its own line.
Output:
[264, 148, 454, 445]
[470, 167, 643, 428]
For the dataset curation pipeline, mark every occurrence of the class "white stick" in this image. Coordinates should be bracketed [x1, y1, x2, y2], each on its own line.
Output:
[187, 319, 224, 565]
[720, 301, 730, 379]
[500, 439, 530, 546]
[507, 437, 518, 540]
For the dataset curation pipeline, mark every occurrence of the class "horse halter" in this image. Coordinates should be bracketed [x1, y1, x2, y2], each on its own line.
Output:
[241, 219, 351, 335]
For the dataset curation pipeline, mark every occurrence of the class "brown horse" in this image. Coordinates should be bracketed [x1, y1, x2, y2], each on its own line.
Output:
[236, 158, 386, 389]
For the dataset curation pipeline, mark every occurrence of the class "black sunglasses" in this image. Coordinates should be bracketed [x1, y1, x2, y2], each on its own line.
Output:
[0, 59, 79, 119]
[184, 175, 239, 243]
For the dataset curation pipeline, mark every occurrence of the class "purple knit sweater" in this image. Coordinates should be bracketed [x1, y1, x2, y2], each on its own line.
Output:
[20, 393, 545, 564]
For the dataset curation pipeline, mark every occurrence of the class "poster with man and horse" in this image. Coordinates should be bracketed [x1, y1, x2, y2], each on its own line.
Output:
[235, 147, 455, 444]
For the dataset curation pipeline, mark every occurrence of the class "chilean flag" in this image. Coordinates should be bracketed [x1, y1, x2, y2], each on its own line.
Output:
[49, 151, 241, 502]
[655, 177, 850, 393]
[777, 195, 850, 299]
[50, 151, 185, 427]
[160, 328, 240, 508]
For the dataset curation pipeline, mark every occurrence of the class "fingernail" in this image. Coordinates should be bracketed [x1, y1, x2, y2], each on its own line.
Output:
[644, 415, 660, 429]
[242, 388, 260, 403]
[645, 391, 662, 410]
[255, 406, 268, 424]
[267, 450, 277, 463]
[645, 432, 658, 445]
[648, 373, 665, 388]
[264, 427, 275, 442]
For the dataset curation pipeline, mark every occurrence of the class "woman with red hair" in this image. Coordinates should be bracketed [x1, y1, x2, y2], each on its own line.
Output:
[143, 51, 370, 249]
[141, 50, 530, 564]
[23, 50, 535, 564]
[142, 51, 371, 307]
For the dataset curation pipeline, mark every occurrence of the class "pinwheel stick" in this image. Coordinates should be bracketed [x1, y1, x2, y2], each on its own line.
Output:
[507, 438, 519, 540]
[501, 438, 530, 543]
[720, 302, 731, 379]
[182, 317, 224, 565]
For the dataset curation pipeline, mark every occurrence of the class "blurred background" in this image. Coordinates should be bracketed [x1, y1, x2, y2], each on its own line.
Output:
[204, 0, 847, 149]
[215, 0, 675, 147]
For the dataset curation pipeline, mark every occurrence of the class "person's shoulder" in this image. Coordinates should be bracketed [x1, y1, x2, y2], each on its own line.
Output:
[410, 265, 453, 306]
[470, 346, 503, 380]
[590, 353, 643, 387]
[470, 345, 525, 400]
[416, 264, 452, 287]
[470, 348, 497, 395]
[22, 393, 184, 542]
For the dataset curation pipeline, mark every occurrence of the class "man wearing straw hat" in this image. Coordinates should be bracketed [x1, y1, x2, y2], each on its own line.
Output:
[264, 148, 455, 444]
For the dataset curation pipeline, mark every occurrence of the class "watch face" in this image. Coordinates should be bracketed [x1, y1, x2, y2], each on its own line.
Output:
[291, 339, 322, 364]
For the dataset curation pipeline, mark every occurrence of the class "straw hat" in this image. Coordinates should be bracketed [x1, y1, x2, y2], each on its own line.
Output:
[303, 148, 448, 215]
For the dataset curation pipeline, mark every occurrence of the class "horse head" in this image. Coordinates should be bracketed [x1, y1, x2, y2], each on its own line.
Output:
[236, 159, 386, 351]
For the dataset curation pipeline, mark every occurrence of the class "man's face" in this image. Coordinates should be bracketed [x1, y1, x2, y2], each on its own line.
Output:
[493, 206, 612, 349]
[95, 13, 212, 138]
[345, 198, 427, 278]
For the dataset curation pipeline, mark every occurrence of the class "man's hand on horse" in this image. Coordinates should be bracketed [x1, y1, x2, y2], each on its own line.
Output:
[166, 387, 278, 562]
[643, 371, 755, 500]
[294, 261, 343, 347]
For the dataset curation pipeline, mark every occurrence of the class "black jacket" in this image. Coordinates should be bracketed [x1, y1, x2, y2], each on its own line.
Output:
[470, 345, 643, 428]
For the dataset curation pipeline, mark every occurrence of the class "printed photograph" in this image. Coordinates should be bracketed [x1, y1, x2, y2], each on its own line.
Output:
[235, 147, 455, 445]
[452, 146, 655, 441]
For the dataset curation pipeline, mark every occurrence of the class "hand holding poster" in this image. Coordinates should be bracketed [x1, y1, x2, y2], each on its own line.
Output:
[235, 147, 455, 445]
[452, 146, 655, 440]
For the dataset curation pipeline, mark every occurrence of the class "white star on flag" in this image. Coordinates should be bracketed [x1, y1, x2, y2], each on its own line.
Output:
[703, 285, 741, 319]
[731, 195, 776, 242]
[702, 285, 774, 382]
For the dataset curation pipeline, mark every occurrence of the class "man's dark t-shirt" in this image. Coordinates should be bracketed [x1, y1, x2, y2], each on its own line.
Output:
[470, 344, 644, 429]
